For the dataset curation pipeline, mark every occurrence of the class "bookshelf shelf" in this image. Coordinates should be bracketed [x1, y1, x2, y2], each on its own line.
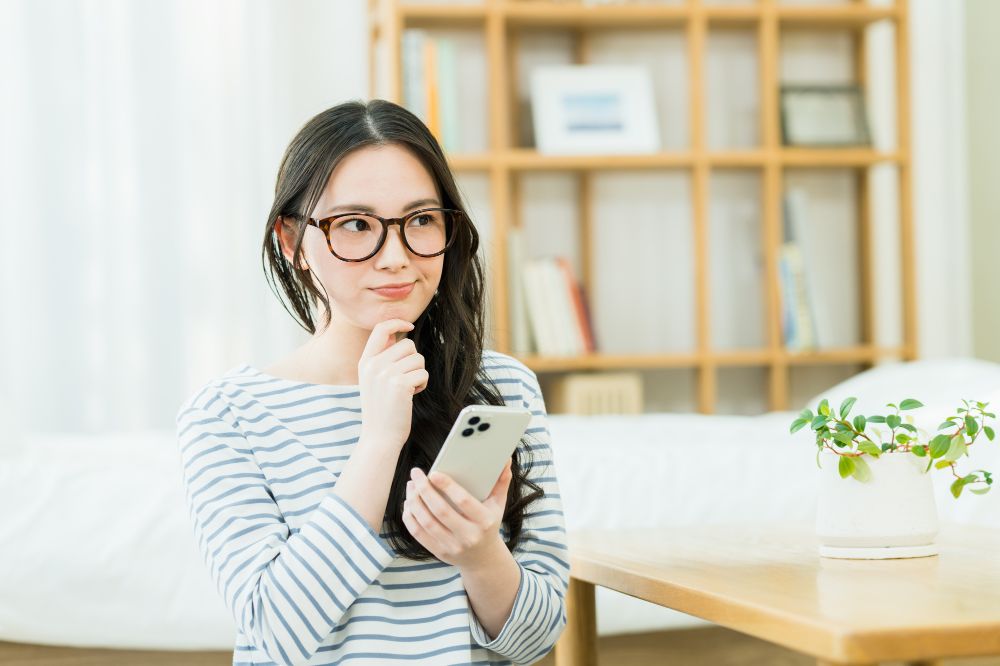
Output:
[446, 148, 903, 172]
[776, 5, 897, 28]
[396, 3, 898, 28]
[372, 0, 916, 414]
[518, 345, 903, 374]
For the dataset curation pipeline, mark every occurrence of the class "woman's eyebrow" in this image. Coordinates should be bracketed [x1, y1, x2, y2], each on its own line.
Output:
[325, 198, 441, 215]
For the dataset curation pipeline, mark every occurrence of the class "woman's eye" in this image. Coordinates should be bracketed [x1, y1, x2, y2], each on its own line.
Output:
[410, 214, 433, 227]
[341, 218, 370, 232]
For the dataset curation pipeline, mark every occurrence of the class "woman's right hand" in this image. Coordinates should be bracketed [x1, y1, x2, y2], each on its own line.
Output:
[358, 318, 429, 450]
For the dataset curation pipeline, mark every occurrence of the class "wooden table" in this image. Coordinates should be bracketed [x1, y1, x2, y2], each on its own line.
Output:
[552, 522, 1000, 666]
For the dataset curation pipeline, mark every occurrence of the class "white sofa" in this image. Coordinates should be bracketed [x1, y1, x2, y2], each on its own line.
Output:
[1, 357, 998, 649]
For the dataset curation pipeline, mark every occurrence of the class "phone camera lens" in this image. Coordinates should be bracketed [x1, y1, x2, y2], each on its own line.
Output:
[468, 416, 481, 425]
[477, 423, 490, 432]
[462, 428, 474, 437]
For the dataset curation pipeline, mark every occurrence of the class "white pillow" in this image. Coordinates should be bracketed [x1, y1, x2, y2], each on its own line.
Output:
[800, 356, 1000, 431]
[0, 431, 236, 650]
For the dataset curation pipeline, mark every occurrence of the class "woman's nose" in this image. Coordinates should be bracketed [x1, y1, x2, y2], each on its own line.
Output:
[376, 224, 410, 265]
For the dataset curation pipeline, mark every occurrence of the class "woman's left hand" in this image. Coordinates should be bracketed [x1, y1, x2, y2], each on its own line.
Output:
[403, 458, 513, 569]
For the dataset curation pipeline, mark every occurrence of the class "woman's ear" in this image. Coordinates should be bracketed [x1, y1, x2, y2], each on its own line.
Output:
[275, 216, 309, 271]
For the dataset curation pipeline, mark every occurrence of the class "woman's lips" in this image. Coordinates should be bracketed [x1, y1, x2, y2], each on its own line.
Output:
[371, 283, 415, 299]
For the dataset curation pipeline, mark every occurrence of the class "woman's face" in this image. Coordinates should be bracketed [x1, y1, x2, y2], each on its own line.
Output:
[280, 143, 446, 332]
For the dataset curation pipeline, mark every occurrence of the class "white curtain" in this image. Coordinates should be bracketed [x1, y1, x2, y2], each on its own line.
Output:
[0, 0, 368, 433]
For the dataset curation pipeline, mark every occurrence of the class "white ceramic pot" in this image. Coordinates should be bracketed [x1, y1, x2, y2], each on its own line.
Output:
[815, 449, 939, 559]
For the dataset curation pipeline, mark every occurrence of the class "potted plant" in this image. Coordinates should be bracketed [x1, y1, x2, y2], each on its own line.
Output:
[789, 397, 996, 560]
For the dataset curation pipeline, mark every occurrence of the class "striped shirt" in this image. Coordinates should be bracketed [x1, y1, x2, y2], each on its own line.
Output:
[174, 350, 569, 666]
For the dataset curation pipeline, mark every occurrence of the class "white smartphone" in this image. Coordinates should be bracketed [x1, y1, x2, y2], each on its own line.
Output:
[428, 404, 532, 505]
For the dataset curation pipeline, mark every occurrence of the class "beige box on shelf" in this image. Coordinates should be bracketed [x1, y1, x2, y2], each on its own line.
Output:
[546, 372, 643, 415]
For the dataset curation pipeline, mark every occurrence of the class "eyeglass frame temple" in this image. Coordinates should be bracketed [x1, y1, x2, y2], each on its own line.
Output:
[302, 207, 461, 262]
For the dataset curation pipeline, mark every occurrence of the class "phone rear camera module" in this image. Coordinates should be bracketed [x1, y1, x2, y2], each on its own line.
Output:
[468, 416, 481, 425]
[462, 428, 475, 437]
[477, 423, 490, 432]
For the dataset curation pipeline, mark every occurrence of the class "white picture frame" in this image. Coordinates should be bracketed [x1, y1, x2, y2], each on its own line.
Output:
[779, 85, 871, 147]
[530, 65, 661, 155]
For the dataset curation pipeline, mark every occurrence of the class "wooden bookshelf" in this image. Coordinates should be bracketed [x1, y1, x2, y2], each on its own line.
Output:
[369, 0, 916, 414]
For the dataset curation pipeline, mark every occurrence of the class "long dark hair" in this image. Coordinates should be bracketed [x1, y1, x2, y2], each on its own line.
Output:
[261, 99, 544, 560]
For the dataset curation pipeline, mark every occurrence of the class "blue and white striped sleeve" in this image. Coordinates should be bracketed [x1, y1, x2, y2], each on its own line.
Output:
[468, 367, 570, 664]
[175, 401, 397, 666]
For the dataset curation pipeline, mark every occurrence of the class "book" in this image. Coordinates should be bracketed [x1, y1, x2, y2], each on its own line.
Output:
[423, 37, 440, 141]
[435, 37, 460, 153]
[555, 256, 594, 354]
[784, 188, 823, 349]
[778, 242, 816, 351]
[402, 30, 426, 122]
[522, 259, 555, 355]
[507, 227, 533, 354]
[541, 259, 575, 355]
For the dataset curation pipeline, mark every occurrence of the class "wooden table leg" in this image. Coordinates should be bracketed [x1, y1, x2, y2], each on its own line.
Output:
[554, 577, 597, 666]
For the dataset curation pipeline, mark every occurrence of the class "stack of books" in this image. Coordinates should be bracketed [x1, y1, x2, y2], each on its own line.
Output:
[402, 30, 461, 153]
[507, 227, 597, 357]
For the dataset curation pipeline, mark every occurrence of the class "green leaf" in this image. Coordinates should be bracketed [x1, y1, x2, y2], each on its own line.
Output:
[886, 414, 902, 429]
[851, 456, 872, 483]
[899, 399, 924, 410]
[858, 442, 882, 457]
[895, 433, 910, 444]
[853, 415, 867, 432]
[970, 487, 991, 495]
[901, 423, 918, 433]
[799, 409, 814, 421]
[790, 418, 808, 434]
[911, 445, 927, 457]
[811, 415, 827, 430]
[944, 438, 968, 462]
[938, 420, 955, 431]
[951, 477, 967, 498]
[833, 431, 855, 447]
[929, 434, 952, 459]
[935, 460, 954, 469]
[868, 415, 886, 424]
[965, 415, 979, 435]
[985, 426, 995, 441]
[838, 455, 856, 479]
[839, 397, 857, 419]
[882, 442, 893, 452]
[819, 399, 830, 417]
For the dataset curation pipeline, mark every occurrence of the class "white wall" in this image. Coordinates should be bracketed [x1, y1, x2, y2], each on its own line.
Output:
[966, 0, 1000, 363]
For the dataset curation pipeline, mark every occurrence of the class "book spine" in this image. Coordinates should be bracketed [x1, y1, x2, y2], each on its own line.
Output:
[403, 30, 426, 121]
[555, 256, 590, 355]
[423, 37, 440, 141]
[436, 37, 460, 154]
[539, 259, 567, 355]
[507, 228, 533, 354]
[523, 260, 554, 355]
[785, 243, 816, 350]
[778, 247, 799, 350]
[577, 283, 598, 353]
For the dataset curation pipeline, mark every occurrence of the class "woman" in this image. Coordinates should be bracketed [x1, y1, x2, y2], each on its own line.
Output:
[174, 99, 569, 665]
